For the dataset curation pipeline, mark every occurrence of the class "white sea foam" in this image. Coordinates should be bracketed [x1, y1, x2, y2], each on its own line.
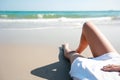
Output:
[0, 15, 8, 18]
[0, 19, 58, 22]
[59, 17, 112, 21]
[37, 14, 43, 18]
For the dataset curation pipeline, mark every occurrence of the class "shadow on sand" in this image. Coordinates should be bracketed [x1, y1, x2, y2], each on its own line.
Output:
[31, 47, 72, 80]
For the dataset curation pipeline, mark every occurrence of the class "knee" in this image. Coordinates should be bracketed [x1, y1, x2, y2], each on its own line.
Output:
[82, 21, 95, 31]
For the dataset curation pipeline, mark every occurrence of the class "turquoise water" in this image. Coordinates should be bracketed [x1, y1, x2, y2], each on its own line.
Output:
[0, 11, 120, 19]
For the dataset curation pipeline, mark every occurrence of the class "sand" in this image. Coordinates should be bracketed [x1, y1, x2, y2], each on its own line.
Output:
[0, 21, 120, 80]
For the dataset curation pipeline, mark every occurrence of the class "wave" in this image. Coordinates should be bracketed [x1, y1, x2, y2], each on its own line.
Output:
[0, 14, 8, 18]
[0, 11, 120, 19]
[0, 17, 113, 22]
[0, 13, 63, 19]
[1, 12, 120, 19]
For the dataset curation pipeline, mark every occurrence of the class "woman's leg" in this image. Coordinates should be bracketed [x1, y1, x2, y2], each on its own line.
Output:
[76, 22, 117, 57]
[63, 22, 117, 63]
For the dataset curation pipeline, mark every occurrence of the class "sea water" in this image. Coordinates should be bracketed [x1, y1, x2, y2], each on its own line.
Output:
[0, 11, 120, 19]
[0, 11, 120, 30]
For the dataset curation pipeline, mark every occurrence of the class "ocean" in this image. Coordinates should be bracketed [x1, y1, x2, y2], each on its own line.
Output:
[0, 11, 120, 19]
[0, 11, 120, 30]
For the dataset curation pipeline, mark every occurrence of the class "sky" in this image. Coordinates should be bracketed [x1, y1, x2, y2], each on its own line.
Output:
[0, 0, 120, 11]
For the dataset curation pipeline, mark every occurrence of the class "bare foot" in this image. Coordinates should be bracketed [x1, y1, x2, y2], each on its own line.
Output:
[62, 43, 77, 59]
[62, 43, 71, 59]
[62, 43, 84, 63]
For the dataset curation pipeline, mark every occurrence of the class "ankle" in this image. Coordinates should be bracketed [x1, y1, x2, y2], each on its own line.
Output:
[76, 49, 82, 54]
[76, 49, 80, 53]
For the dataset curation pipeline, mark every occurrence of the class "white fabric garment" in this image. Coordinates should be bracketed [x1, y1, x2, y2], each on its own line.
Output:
[69, 52, 120, 80]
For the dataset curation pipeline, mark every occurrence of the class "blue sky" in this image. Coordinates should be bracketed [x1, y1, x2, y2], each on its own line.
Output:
[0, 0, 120, 11]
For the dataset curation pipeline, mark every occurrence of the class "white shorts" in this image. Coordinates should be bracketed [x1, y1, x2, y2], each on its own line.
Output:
[69, 52, 120, 80]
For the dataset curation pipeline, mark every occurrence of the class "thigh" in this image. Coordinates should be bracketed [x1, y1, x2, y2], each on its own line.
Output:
[83, 22, 117, 57]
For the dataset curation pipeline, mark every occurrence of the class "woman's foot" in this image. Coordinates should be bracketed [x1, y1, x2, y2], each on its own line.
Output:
[62, 43, 83, 63]
[62, 43, 77, 60]
[62, 43, 71, 59]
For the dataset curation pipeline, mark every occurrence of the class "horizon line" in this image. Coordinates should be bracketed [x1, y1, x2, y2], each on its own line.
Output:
[0, 10, 120, 12]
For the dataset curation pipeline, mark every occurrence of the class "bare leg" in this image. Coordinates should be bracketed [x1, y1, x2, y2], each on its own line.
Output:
[76, 32, 88, 54]
[76, 22, 117, 57]
[62, 22, 117, 63]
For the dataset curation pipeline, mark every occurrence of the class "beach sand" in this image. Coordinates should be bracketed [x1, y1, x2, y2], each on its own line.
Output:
[0, 21, 120, 80]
